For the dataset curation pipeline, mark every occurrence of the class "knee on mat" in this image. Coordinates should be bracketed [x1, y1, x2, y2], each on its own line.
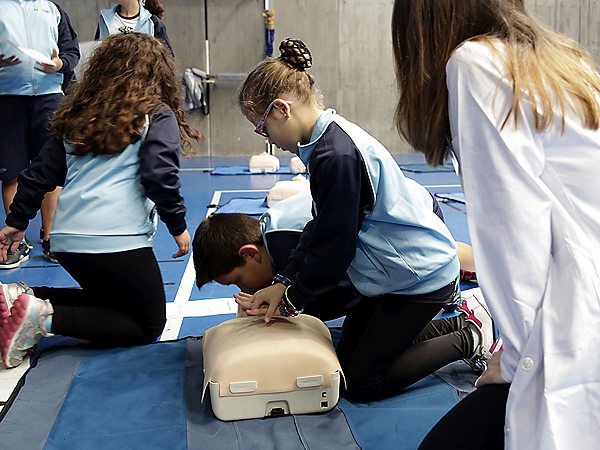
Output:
[123, 317, 165, 346]
[141, 321, 165, 344]
[342, 375, 384, 403]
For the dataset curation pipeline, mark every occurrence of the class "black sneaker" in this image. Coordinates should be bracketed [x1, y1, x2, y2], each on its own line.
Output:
[0, 242, 30, 269]
[42, 238, 59, 264]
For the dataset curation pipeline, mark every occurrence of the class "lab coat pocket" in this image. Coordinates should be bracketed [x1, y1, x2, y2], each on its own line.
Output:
[547, 242, 600, 389]
[543, 241, 590, 355]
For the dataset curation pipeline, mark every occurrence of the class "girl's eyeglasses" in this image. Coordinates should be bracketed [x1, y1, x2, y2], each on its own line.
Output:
[254, 100, 293, 137]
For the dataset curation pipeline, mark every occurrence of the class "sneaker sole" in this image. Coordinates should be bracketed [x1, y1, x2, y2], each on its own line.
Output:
[0, 285, 9, 324]
[0, 294, 48, 368]
[0, 253, 30, 270]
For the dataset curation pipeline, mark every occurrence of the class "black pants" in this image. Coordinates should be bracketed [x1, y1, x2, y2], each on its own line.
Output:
[0, 94, 63, 180]
[418, 384, 510, 450]
[32, 247, 166, 346]
[336, 281, 473, 402]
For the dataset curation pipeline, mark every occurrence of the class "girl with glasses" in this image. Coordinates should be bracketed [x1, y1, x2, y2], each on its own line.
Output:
[235, 38, 498, 402]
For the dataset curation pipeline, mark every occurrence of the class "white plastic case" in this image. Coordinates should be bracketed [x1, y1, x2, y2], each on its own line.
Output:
[208, 371, 341, 421]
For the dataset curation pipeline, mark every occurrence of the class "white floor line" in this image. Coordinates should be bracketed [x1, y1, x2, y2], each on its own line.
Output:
[424, 184, 461, 189]
[160, 252, 198, 341]
[0, 355, 30, 412]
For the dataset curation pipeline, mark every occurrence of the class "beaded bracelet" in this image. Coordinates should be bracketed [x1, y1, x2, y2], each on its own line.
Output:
[278, 286, 304, 317]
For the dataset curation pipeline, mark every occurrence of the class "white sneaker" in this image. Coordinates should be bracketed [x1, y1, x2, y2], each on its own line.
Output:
[0, 281, 33, 324]
[458, 288, 495, 357]
[0, 294, 53, 368]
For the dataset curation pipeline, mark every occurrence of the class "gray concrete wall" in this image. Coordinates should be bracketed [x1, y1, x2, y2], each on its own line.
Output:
[57, 0, 600, 157]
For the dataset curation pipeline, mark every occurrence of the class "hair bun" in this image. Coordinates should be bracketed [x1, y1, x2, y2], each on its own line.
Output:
[279, 38, 312, 70]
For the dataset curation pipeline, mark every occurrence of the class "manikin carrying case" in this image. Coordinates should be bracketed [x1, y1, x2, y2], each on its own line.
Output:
[202, 314, 343, 421]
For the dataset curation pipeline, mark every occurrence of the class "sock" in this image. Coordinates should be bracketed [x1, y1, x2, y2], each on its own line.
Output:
[44, 315, 53, 333]
[467, 324, 480, 355]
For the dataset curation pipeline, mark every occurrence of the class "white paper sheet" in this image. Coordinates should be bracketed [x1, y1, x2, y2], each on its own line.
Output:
[0, 36, 56, 66]
[166, 298, 237, 319]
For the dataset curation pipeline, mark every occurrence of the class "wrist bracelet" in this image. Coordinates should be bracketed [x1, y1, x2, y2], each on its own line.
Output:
[278, 286, 304, 317]
[272, 273, 292, 288]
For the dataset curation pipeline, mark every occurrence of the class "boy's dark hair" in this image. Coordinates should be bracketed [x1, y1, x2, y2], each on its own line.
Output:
[192, 213, 263, 289]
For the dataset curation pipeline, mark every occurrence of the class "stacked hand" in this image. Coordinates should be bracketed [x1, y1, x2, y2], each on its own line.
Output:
[234, 283, 286, 323]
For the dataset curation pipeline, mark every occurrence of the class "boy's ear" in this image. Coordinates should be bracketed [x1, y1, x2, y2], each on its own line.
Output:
[238, 244, 261, 261]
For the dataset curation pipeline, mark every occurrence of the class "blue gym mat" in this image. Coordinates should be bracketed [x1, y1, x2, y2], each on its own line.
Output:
[0, 334, 462, 450]
[0, 155, 470, 449]
[213, 197, 268, 216]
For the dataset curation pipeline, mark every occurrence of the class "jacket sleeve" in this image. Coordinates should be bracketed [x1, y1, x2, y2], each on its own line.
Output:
[139, 107, 186, 236]
[52, 2, 80, 74]
[6, 138, 67, 230]
[151, 16, 174, 56]
[281, 133, 374, 309]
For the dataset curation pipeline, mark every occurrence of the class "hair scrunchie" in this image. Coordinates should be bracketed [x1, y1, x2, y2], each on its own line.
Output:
[279, 38, 312, 70]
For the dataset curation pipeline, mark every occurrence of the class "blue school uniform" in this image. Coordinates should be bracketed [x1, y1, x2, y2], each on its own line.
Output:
[280, 110, 459, 310]
[96, 2, 173, 54]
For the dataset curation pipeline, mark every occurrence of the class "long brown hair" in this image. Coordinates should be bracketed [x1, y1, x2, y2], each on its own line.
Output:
[52, 32, 200, 156]
[392, 0, 600, 166]
[144, 0, 164, 19]
[238, 38, 323, 120]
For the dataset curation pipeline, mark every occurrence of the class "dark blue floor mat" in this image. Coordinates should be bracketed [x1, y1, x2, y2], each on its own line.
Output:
[1, 340, 366, 450]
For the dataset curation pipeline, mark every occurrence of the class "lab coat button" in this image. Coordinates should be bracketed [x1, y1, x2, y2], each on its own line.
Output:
[521, 357, 534, 370]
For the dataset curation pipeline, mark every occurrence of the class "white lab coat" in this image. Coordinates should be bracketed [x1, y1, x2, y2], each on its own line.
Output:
[446, 40, 600, 450]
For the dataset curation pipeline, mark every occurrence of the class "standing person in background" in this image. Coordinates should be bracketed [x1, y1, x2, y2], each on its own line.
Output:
[95, 0, 173, 55]
[0, 0, 80, 267]
[391, 1, 600, 449]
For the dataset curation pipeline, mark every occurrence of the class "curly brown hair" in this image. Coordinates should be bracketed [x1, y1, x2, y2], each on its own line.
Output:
[52, 32, 201, 156]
